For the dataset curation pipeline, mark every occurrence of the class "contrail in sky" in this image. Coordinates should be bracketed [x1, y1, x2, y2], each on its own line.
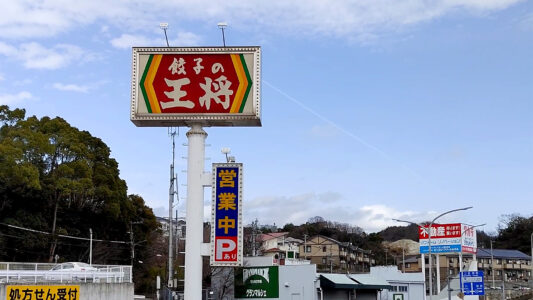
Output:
[263, 80, 423, 180]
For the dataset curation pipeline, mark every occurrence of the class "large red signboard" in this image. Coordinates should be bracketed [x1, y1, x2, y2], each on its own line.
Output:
[419, 223, 477, 254]
[418, 223, 462, 239]
[131, 47, 261, 127]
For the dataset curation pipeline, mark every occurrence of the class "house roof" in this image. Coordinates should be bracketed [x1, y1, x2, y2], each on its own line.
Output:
[262, 248, 282, 253]
[319, 273, 392, 290]
[258, 232, 288, 242]
[370, 266, 424, 283]
[285, 237, 303, 244]
[349, 274, 393, 289]
[320, 274, 359, 289]
[476, 248, 531, 260]
[310, 235, 343, 245]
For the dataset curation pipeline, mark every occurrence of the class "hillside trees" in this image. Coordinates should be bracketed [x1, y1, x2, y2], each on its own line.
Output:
[495, 214, 533, 255]
[0, 105, 159, 269]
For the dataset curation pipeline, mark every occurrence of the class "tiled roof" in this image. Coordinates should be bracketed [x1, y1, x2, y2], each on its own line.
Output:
[476, 248, 531, 260]
[258, 232, 288, 242]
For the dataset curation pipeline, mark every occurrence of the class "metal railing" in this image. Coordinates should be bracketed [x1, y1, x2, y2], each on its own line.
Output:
[0, 262, 132, 284]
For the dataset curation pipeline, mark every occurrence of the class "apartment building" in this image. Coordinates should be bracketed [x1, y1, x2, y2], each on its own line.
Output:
[299, 235, 374, 273]
[400, 248, 532, 289]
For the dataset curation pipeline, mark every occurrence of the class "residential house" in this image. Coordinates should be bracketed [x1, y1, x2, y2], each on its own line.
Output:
[300, 235, 374, 273]
[257, 232, 303, 264]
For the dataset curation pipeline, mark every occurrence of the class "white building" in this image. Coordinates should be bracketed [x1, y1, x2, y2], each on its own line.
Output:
[371, 266, 425, 300]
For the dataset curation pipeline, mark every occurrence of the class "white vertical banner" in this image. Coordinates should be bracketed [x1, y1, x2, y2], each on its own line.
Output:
[461, 223, 477, 254]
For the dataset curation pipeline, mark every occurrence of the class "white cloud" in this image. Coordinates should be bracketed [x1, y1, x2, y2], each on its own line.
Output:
[0, 91, 33, 105]
[110, 32, 202, 49]
[0, 42, 85, 69]
[241, 192, 446, 232]
[110, 34, 156, 49]
[0, 1, 524, 41]
[53, 83, 90, 93]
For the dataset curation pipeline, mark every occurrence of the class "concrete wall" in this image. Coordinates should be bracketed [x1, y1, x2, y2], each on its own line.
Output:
[0, 283, 134, 300]
[278, 264, 317, 300]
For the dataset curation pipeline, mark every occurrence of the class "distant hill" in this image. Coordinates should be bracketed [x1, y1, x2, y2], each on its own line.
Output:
[378, 223, 419, 242]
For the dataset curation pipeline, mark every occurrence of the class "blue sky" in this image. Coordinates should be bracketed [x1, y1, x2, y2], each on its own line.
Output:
[0, 0, 531, 233]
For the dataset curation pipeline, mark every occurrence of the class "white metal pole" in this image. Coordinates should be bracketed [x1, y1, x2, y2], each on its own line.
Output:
[429, 226, 433, 299]
[184, 124, 207, 300]
[89, 228, 93, 265]
[422, 253, 427, 300]
[459, 252, 463, 274]
[436, 254, 441, 293]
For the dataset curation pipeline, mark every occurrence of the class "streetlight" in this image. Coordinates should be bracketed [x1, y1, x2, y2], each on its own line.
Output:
[530, 232, 533, 290]
[393, 206, 473, 300]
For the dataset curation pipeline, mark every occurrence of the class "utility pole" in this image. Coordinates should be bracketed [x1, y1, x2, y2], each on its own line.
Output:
[329, 244, 333, 273]
[303, 234, 308, 260]
[130, 222, 135, 266]
[168, 128, 178, 287]
[402, 247, 405, 272]
[490, 240, 495, 288]
[252, 219, 258, 256]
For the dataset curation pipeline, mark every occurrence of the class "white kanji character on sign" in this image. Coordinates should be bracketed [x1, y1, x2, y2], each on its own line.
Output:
[430, 227, 437, 237]
[161, 78, 194, 109]
[193, 58, 204, 74]
[199, 75, 233, 110]
[212, 63, 224, 74]
[437, 226, 445, 237]
[168, 57, 186, 75]
[420, 227, 428, 238]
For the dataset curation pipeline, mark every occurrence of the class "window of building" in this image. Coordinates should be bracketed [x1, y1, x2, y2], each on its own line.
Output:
[449, 258, 454, 264]
[322, 258, 326, 264]
[306, 245, 311, 253]
[391, 286, 398, 292]
[399, 286, 408, 292]
[323, 246, 327, 252]
[449, 269, 454, 275]
[406, 263, 411, 268]
[497, 270, 502, 276]
[496, 259, 501, 264]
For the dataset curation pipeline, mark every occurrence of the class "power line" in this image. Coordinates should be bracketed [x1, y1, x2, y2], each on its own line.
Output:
[0, 223, 129, 244]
